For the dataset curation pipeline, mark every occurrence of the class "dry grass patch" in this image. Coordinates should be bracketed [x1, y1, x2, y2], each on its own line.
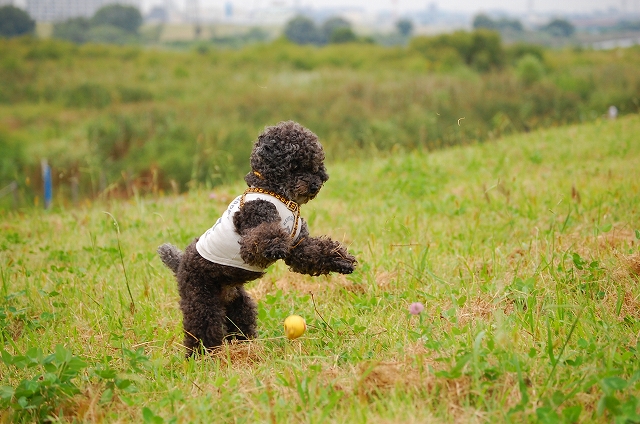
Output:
[209, 340, 267, 368]
[457, 294, 502, 327]
[625, 251, 640, 278]
[597, 227, 638, 250]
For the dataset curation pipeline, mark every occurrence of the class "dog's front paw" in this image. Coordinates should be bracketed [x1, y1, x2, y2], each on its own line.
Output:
[332, 254, 357, 274]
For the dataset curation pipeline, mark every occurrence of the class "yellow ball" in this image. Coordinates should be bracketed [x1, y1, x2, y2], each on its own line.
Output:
[284, 315, 306, 340]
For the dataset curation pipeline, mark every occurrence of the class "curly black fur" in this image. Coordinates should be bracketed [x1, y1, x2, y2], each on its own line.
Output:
[158, 121, 357, 357]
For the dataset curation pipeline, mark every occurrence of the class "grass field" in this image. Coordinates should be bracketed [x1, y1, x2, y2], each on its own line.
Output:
[1, 115, 640, 422]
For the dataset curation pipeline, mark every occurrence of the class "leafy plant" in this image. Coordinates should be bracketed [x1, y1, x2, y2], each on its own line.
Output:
[516, 54, 545, 86]
[0, 345, 88, 422]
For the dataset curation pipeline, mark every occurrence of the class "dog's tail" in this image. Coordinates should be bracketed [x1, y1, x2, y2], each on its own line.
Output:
[157, 243, 182, 274]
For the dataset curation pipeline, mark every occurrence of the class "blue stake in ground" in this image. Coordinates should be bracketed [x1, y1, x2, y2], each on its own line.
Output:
[41, 159, 52, 209]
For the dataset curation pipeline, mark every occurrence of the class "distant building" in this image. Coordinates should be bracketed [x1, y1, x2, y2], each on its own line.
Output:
[25, 0, 140, 22]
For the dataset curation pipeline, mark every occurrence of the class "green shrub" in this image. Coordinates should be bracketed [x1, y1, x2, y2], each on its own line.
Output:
[117, 86, 153, 103]
[88, 113, 143, 163]
[52, 17, 91, 44]
[24, 39, 75, 60]
[0, 345, 88, 422]
[87, 24, 137, 45]
[553, 72, 594, 100]
[0, 53, 33, 103]
[0, 126, 25, 184]
[65, 83, 111, 108]
[330, 27, 357, 44]
[410, 29, 505, 72]
[516, 54, 545, 86]
[506, 42, 545, 64]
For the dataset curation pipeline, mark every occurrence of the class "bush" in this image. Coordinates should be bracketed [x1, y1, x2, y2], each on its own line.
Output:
[52, 17, 91, 43]
[506, 43, 545, 65]
[0, 127, 25, 184]
[516, 54, 545, 86]
[24, 39, 75, 60]
[65, 83, 112, 108]
[87, 24, 136, 45]
[330, 27, 357, 44]
[410, 29, 505, 71]
[117, 86, 153, 103]
[322, 17, 352, 43]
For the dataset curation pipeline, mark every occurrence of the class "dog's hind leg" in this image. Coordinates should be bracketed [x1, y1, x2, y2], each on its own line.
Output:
[224, 287, 258, 341]
[179, 288, 228, 356]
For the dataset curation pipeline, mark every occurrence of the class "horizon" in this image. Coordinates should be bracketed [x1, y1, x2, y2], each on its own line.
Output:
[142, 0, 640, 16]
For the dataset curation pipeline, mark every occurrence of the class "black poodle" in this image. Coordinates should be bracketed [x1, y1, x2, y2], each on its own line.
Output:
[158, 121, 357, 356]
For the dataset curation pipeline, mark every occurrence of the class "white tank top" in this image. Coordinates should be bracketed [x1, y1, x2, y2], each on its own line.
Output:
[195, 192, 302, 272]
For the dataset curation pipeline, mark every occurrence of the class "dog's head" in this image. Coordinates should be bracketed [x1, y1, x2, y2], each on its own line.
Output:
[244, 121, 328, 205]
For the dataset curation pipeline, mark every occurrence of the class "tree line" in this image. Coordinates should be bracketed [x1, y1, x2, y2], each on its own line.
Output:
[0, 4, 142, 44]
[2, 5, 579, 47]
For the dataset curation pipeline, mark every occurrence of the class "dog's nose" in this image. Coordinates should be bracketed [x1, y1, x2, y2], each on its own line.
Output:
[310, 182, 320, 193]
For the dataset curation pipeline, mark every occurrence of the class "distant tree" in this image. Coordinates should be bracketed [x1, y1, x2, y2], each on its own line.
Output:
[473, 14, 523, 32]
[0, 6, 36, 38]
[284, 15, 321, 45]
[542, 18, 575, 37]
[92, 4, 142, 34]
[469, 29, 504, 71]
[409, 29, 504, 71]
[473, 14, 496, 30]
[52, 17, 91, 43]
[321, 16, 351, 43]
[330, 27, 357, 43]
[617, 20, 640, 31]
[396, 19, 414, 37]
[500, 18, 523, 32]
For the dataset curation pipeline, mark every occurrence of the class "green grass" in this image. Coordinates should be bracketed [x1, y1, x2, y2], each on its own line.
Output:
[1, 115, 640, 422]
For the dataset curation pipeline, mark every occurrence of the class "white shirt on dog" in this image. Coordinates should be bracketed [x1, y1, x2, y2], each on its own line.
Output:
[196, 191, 302, 272]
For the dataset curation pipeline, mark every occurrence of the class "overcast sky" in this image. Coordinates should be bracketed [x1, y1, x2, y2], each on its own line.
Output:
[151, 0, 635, 15]
[303, 0, 629, 14]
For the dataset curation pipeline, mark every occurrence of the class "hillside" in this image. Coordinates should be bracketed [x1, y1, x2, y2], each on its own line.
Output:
[1, 115, 639, 422]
